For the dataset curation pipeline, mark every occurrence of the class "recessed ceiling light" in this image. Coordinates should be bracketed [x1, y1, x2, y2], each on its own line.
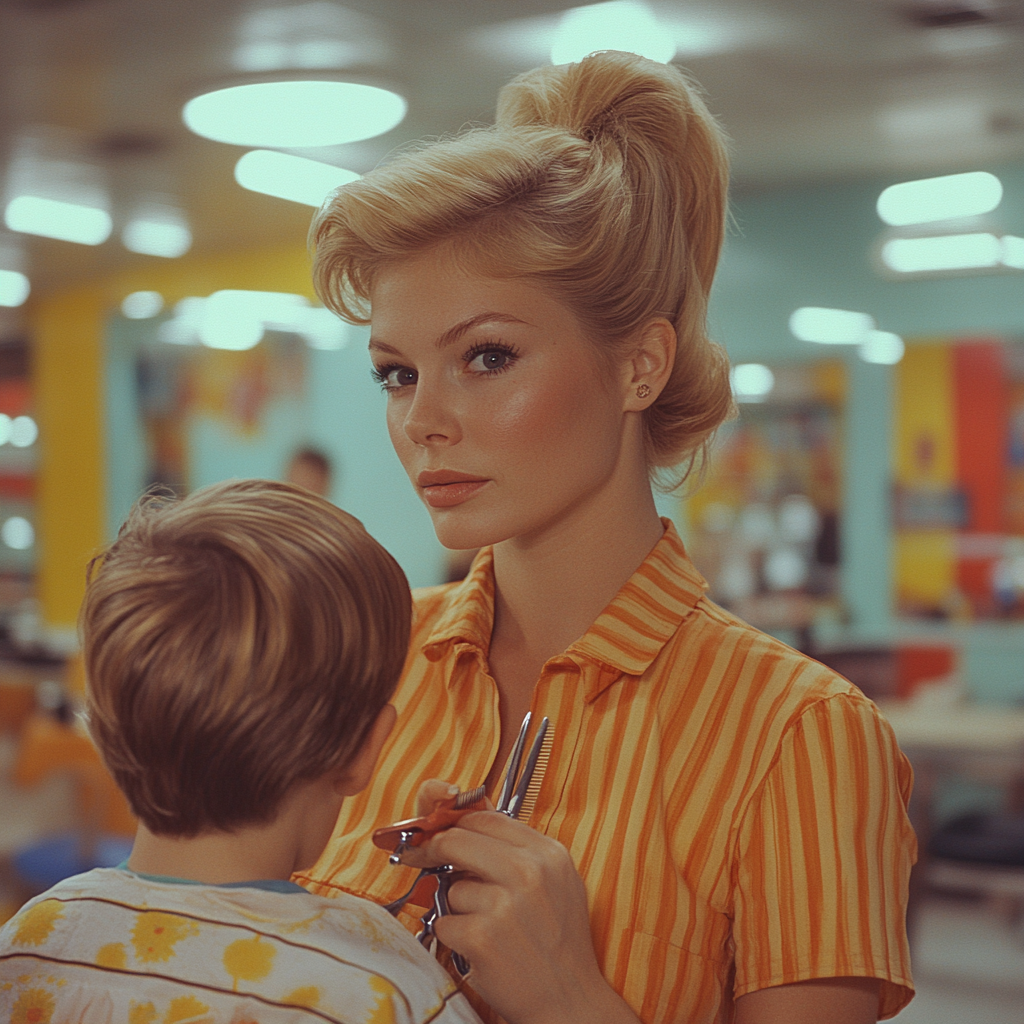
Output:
[1002, 235, 1024, 270]
[182, 81, 406, 148]
[730, 363, 774, 401]
[4, 195, 112, 245]
[1, 516, 33, 551]
[860, 330, 905, 365]
[551, 1, 675, 65]
[789, 307, 875, 344]
[10, 415, 37, 448]
[122, 219, 192, 258]
[121, 291, 165, 319]
[876, 171, 1002, 226]
[235, 150, 360, 206]
[881, 233, 1002, 273]
[0, 270, 30, 308]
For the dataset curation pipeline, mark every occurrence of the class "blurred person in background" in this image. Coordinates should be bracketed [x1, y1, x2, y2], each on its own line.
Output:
[284, 445, 334, 499]
[300, 52, 916, 1024]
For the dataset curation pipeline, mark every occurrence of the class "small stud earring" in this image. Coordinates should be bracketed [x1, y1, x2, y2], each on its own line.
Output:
[636, 383, 651, 400]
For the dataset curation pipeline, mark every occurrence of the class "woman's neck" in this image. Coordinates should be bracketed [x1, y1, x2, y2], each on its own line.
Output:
[489, 474, 665, 680]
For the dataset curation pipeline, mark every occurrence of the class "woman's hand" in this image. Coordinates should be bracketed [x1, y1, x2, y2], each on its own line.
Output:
[401, 808, 639, 1024]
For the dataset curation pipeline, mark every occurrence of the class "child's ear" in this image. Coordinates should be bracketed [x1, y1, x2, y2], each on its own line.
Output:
[334, 704, 397, 797]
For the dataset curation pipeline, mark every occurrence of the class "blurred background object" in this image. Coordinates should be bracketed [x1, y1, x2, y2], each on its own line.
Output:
[284, 444, 334, 498]
[0, 0, 1022, 1015]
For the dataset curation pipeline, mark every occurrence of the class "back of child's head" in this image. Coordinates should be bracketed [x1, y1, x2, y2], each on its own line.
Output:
[81, 479, 411, 837]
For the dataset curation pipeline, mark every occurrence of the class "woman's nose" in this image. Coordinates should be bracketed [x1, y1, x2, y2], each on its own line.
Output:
[402, 379, 461, 447]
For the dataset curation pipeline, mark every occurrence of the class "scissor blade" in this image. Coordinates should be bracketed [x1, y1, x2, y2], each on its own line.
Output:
[506, 716, 549, 820]
[495, 712, 531, 813]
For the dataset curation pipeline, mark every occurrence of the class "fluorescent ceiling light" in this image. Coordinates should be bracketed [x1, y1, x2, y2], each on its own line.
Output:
[789, 307, 875, 344]
[882, 233, 1002, 273]
[876, 171, 1002, 226]
[1002, 235, 1024, 270]
[121, 291, 164, 319]
[1, 516, 33, 551]
[234, 39, 363, 72]
[200, 289, 308, 350]
[730, 363, 774, 401]
[10, 415, 37, 448]
[4, 195, 112, 245]
[235, 150, 360, 206]
[551, 2, 675, 65]
[183, 81, 406, 148]
[0, 270, 30, 308]
[860, 330, 904, 365]
[158, 291, 328, 351]
[122, 219, 192, 258]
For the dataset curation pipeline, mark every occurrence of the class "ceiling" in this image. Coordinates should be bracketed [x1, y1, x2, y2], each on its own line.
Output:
[0, 0, 1022, 306]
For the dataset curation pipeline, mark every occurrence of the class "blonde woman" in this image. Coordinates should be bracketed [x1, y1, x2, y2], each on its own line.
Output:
[298, 52, 915, 1024]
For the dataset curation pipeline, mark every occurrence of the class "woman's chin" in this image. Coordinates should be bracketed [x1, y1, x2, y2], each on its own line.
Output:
[430, 510, 510, 553]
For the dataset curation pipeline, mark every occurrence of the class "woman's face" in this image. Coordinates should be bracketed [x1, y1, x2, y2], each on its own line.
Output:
[368, 246, 635, 551]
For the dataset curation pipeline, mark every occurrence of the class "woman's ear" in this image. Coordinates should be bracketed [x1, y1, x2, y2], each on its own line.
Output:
[624, 318, 676, 411]
[334, 704, 397, 797]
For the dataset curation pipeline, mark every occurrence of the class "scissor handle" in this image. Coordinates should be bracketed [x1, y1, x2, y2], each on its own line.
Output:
[373, 787, 488, 853]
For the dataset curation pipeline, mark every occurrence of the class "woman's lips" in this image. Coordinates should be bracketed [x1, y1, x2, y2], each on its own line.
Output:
[420, 478, 489, 508]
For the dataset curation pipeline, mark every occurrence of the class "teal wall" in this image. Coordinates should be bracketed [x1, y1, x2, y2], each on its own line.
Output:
[708, 161, 1024, 702]
[105, 319, 445, 590]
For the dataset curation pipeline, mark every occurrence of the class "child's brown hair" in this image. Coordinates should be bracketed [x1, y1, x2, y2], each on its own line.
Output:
[81, 479, 411, 837]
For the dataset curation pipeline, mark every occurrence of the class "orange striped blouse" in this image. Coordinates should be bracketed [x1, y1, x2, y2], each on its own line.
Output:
[298, 521, 916, 1024]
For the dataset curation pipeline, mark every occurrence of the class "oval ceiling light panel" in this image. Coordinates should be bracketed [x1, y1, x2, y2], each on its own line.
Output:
[730, 363, 774, 402]
[183, 81, 406, 147]
[122, 219, 193, 258]
[121, 291, 165, 319]
[881, 233, 1002, 274]
[860, 330, 904, 365]
[0, 269, 30, 308]
[5, 195, 112, 245]
[1002, 235, 1024, 270]
[789, 307, 875, 344]
[235, 150, 360, 206]
[551, 1, 676, 65]
[876, 171, 1002, 227]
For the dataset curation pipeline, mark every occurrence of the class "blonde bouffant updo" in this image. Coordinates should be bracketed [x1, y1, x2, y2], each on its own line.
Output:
[311, 51, 734, 481]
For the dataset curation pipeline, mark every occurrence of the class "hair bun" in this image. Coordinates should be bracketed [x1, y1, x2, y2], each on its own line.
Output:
[496, 50, 692, 146]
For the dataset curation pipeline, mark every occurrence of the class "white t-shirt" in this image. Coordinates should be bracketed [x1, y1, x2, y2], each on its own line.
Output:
[0, 867, 481, 1024]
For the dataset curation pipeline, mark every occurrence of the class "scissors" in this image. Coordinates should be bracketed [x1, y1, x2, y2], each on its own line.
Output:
[376, 712, 551, 977]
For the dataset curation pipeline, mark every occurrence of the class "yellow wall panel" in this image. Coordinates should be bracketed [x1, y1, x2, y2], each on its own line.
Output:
[893, 340, 955, 487]
[32, 286, 106, 629]
[893, 530, 956, 607]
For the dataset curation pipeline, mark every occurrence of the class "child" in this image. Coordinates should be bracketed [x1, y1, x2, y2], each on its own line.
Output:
[0, 480, 480, 1024]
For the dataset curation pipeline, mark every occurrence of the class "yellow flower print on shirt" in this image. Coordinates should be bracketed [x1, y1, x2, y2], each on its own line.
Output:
[162, 994, 210, 1022]
[282, 985, 321, 1007]
[95, 942, 127, 969]
[128, 1003, 158, 1024]
[130, 912, 199, 963]
[222, 934, 276, 991]
[367, 976, 398, 1024]
[11, 901, 63, 947]
[10, 986, 55, 1024]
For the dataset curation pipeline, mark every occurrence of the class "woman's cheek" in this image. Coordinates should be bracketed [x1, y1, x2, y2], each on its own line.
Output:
[484, 380, 569, 451]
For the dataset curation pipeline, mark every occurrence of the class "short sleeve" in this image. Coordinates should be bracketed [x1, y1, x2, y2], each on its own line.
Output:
[732, 693, 917, 1020]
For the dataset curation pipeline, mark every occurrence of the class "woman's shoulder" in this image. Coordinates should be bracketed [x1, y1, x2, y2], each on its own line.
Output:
[657, 593, 874, 730]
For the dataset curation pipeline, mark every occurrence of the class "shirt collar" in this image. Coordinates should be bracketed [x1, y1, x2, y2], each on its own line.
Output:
[421, 520, 707, 686]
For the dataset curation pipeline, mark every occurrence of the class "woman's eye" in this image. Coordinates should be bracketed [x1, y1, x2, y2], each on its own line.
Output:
[468, 349, 513, 373]
[372, 365, 417, 390]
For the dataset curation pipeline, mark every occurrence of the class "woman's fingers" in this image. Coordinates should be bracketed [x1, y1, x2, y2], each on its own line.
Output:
[414, 778, 459, 817]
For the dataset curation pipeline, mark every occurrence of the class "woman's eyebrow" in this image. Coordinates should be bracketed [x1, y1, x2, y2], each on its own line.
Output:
[370, 313, 531, 355]
[434, 313, 530, 349]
